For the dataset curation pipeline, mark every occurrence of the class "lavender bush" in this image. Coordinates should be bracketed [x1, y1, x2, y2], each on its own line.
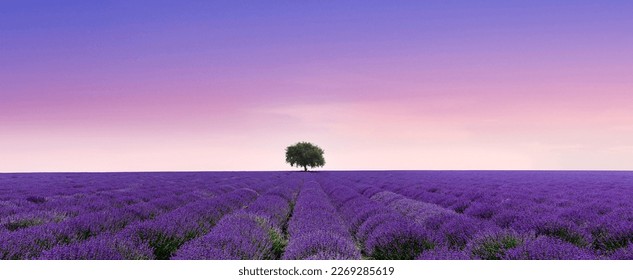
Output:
[1, 171, 632, 259]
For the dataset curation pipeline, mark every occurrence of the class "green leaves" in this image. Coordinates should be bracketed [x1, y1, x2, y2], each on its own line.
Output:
[285, 142, 325, 171]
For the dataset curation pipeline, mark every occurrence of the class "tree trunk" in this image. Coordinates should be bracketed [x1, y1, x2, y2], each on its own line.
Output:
[303, 166, 307, 172]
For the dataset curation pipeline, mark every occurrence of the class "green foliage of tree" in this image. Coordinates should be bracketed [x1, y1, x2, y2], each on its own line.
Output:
[285, 142, 325, 171]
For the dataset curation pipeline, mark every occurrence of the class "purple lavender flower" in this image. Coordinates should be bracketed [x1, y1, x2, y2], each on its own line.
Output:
[173, 212, 280, 260]
[589, 215, 633, 252]
[432, 215, 483, 249]
[416, 247, 473, 260]
[466, 230, 525, 260]
[3, 171, 633, 260]
[364, 218, 432, 259]
[506, 236, 596, 260]
[356, 213, 403, 245]
[283, 230, 360, 260]
[464, 202, 497, 220]
[283, 183, 360, 260]
[371, 191, 456, 224]
[610, 243, 633, 260]
[244, 194, 292, 230]
[113, 188, 258, 259]
[39, 234, 153, 260]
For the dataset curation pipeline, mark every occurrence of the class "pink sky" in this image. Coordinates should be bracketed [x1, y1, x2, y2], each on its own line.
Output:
[1, 1, 632, 171]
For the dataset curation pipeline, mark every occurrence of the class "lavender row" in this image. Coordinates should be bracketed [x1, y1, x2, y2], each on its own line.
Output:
[329, 171, 628, 259]
[282, 181, 361, 260]
[173, 182, 299, 259]
[375, 176, 630, 256]
[2, 171, 632, 260]
[320, 176, 599, 260]
[0, 173, 245, 231]
[38, 188, 260, 260]
[0, 191, 207, 259]
[320, 182, 434, 259]
[1, 172, 290, 259]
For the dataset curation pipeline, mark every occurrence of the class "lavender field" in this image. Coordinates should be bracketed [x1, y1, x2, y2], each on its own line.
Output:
[1, 171, 632, 260]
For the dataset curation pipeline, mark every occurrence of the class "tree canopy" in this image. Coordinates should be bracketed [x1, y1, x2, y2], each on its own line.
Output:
[285, 142, 325, 171]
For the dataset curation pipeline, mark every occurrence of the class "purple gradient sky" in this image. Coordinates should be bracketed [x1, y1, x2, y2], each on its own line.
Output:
[1, 1, 632, 171]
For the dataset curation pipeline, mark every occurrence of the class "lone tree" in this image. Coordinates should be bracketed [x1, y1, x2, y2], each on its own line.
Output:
[285, 142, 325, 171]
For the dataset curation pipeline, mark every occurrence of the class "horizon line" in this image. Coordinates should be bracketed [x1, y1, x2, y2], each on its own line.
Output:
[1, 169, 632, 174]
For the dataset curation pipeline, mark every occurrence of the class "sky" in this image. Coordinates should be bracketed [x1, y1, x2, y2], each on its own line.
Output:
[1, 1, 632, 172]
